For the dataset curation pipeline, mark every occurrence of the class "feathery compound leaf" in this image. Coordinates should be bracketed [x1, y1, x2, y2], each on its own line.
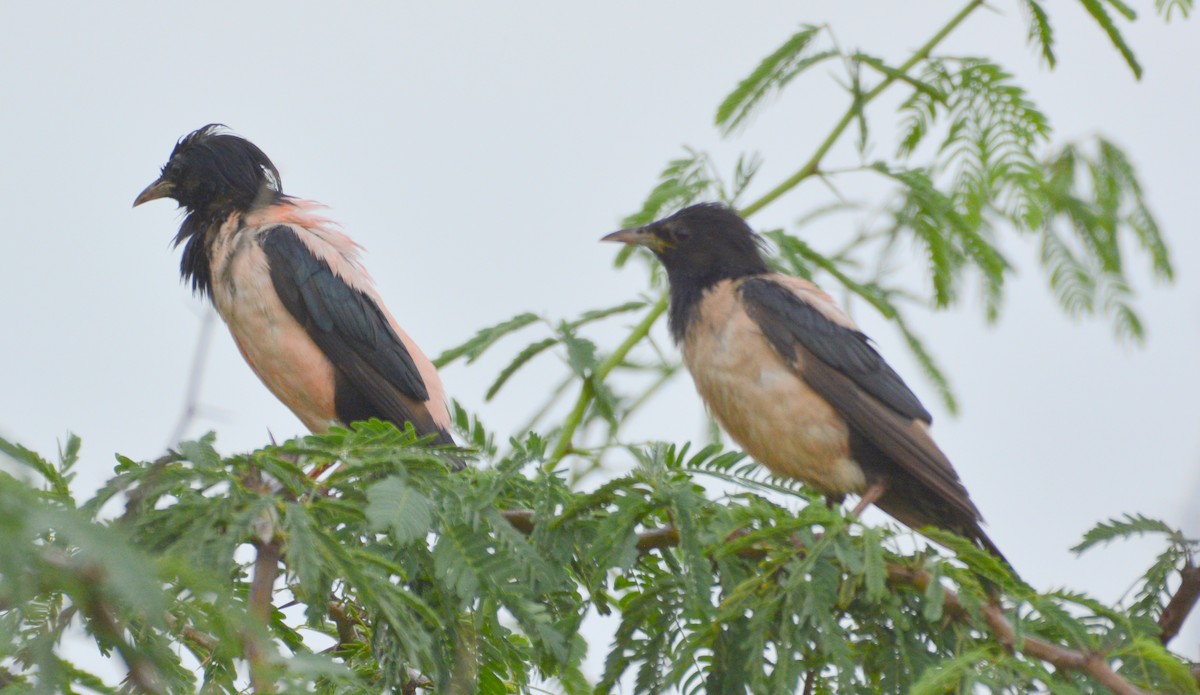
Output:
[365, 477, 435, 544]
[896, 59, 1049, 271]
[0, 435, 75, 503]
[1072, 513, 1177, 553]
[1037, 139, 1171, 341]
[1112, 635, 1200, 693]
[1156, 0, 1194, 19]
[1022, 0, 1057, 67]
[556, 323, 598, 378]
[909, 647, 992, 695]
[1077, 0, 1143, 78]
[862, 527, 888, 601]
[281, 502, 332, 619]
[433, 312, 540, 367]
[567, 300, 648, 329]
[716, 25, 836, 134]
[1130, 545, 1185, 618]
[485, 337, 558, 402]
[1097, 138, 1173, 280]
[621, 148, 716, 230]
[873, 162, 996, 308]
[895, 313, 959, 415]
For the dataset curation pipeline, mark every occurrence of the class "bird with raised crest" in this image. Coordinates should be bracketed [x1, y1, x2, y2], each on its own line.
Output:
[134, 125, 458, 461]
[603, 202, 1006, 562]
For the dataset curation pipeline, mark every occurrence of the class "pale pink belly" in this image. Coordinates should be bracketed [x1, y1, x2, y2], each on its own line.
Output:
[213, 248, 339, 433]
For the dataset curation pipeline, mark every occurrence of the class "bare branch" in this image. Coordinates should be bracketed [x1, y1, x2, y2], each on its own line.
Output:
[888, 564, 1147, 695]
[327, 600, 359, 651]
[243, 465, 282, 693]
[163, 612, 218, 654]
[167, 310, 216, 448]
[1159, 561, 1200, 646]
[245, 536, 282, 693]
[499, 509, 535, 534]
[636, 524, 680, 551]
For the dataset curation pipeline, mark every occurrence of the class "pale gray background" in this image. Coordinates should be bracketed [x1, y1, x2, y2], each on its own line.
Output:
[1, 0, 1197, 678]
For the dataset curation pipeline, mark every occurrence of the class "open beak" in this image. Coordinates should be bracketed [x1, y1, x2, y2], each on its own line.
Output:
[601, 226, 665, 252]
[133, 178, 174, 207]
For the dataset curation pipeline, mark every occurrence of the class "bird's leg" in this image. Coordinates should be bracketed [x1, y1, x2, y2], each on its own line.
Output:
[850, 482, 886, 519]
[824, 493, 844, 509]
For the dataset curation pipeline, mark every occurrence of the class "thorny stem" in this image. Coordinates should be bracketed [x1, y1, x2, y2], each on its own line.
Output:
[546, 0, 985, 467]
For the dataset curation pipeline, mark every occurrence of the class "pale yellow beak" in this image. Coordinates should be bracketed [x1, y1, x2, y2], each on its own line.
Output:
[601, 226, 667, 252]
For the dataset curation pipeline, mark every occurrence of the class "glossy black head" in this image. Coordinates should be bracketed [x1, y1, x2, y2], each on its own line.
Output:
[134, 125, 287, 297]
[602, 203, 770, 341]
[133, 124, 283, 215]
[603, 203, 769, 286]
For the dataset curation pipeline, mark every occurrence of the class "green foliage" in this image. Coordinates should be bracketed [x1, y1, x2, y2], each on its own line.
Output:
[1036, 138, 1172, 342]
[3, 3, 1195, 693]
[1078, 0, 1143, 78]
[714, 25, 838, 134]
[1074, 514, 1198, 624]
[3, 431, 1197, 693]
[1022, 0, 1057, 67]
[1157, 0, 1194, 19]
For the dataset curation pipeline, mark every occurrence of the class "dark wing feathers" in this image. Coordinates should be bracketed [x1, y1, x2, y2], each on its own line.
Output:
[737, 278, 931, 423]
[799, 356, 982, 522]
[737, 277, 983, 524]
[260, 226, 447, 439]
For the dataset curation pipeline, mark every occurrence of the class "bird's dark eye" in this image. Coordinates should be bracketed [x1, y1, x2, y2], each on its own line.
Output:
[674, 228, 692, 241]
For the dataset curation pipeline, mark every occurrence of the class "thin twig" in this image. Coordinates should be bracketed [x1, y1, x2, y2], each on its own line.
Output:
[167, 310, 216, 448]
[328, 601, 359, 651]
[163, 612, 219, 654]
[888, 565, 1146, 694]
[88, 596, 165, 694]
[802, 668, 817, 695]
[636, 525, 680, 551]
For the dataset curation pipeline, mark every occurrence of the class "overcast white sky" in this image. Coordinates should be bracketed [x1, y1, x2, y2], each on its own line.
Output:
[1, 0, 1197, 677]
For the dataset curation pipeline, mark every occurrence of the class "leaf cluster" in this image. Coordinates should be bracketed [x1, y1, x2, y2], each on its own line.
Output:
[3, 433, 1197, 693]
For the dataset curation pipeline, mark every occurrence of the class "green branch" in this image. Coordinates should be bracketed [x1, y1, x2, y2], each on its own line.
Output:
[741, 0, 984, 217]
[547, 294, 668, 465]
